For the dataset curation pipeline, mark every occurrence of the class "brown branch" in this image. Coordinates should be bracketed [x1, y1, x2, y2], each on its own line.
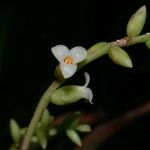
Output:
[74, 102, 150, 150]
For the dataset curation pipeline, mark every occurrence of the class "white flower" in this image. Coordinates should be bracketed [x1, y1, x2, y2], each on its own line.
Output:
[51, 45, 87, 78]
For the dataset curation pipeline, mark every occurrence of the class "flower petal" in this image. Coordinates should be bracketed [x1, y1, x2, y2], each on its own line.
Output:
[60, 63, 77, 78]
[51, 45, 69, 62]
[84, 72, 90, 87]
[70, 46, 87, 64]
[80, 87, 93, 104]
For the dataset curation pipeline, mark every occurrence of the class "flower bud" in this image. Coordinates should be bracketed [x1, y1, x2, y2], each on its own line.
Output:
[41, 109, 50, 128]
[127, 6, 146, 37]
[10, 119, 21, 142]
[37, 129, 47, 149]
[76, 124, 91, 132]
[108, 46, 133, 68]
[66, 129, 82, 146]
[51, 72, 93, 105]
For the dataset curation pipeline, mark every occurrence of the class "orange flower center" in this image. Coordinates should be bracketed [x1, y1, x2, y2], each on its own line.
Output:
[64, 56, 73, 64]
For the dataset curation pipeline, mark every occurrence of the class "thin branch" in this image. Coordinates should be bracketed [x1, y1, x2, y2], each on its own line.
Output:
[74, 102, 150, 150]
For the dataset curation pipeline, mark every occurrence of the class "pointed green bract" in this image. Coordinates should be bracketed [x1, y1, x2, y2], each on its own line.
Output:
[41, 109, 50, 128]
[127, 6, 146, 37]
[10, 119, 21, 142]
[37, 129, 47, 149]
[66, 129, 82, 146]
[76, 124, 91, 132]
[108, 46, 133, 68]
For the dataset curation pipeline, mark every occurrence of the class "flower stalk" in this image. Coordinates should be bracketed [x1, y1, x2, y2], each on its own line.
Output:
[20, 80, 62, 150]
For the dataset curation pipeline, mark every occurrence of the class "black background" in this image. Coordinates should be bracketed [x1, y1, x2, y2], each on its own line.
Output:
[0, 0, 150, 149]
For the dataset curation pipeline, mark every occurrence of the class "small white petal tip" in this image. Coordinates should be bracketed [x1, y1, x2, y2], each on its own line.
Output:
[81, 72, 93, 104]
[82, 87, 93, 104]
[84, 72, 90, 87]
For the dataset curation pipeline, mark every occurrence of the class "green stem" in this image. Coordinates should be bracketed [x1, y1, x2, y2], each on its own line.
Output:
[79, 33, 150, 68]
[20, 80, 62, 150]
[125, 33, 150, 46]
[20, 32, 150, 150]
[112, 33, 150, 47]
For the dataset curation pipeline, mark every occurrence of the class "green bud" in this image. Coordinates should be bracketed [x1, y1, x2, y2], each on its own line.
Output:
[51, 72, 93, 105]
[10, 119, 21, 142]
[76, 124, 91, 132]
[127, 6, 146, 37]
[108, 46, 133, 68]
[41, 109, 50, 128]
[66, 129, 82, 147]
[51, 86, 81, 105]
[48, 128, 58, 136]
[37, 129, 47, 149]
[145, 38, 150, 49]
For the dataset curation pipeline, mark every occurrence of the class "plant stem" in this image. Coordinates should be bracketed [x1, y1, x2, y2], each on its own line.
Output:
[79, 33, 150, 68]
[113, 33, 150, 47]
[20, 32, 150, 150]
[20, 80, 62, 150]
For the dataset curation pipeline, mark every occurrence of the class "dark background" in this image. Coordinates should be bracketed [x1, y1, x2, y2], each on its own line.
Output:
[0, 0, 150, 149]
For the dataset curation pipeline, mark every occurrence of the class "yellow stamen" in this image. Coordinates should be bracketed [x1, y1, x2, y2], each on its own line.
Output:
[64, 56, 73, 64]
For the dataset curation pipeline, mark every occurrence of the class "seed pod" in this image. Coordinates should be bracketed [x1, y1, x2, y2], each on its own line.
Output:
[108, 46, 133, 68]
[127, 6, 146, 37]
[66, 129, 82, 146]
